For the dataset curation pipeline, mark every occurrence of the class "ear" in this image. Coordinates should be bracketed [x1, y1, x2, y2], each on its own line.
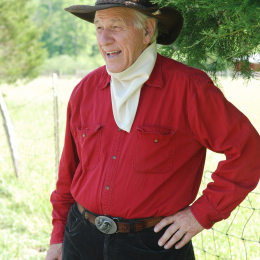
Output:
[143, 18, 156, 45]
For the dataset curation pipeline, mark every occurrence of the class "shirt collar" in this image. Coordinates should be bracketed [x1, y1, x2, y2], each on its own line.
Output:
[97, 53, 163, 90]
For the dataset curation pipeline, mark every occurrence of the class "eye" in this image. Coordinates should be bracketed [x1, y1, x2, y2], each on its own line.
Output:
[96, 26, 103, 32]
[111, 26, 122, 32]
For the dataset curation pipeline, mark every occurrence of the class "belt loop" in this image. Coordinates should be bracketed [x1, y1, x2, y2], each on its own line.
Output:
[129, 219, 135, 234]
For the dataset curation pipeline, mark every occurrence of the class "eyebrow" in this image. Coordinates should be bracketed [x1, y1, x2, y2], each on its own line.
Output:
[94, 18, 123, 24]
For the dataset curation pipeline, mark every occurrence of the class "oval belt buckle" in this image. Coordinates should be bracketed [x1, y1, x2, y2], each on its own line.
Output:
[95, 216, 117, 234]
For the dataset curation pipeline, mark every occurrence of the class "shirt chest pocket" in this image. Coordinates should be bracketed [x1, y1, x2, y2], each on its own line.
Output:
[77, 124, 103, 171]
[133, 126, 176, 173]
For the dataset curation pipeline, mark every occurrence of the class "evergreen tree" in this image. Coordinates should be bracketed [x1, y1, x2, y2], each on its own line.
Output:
[35, 0, 103, 74]
[36, 0, 99, 58]
[0, 0, 47, 84]
[156, 0, 260, 82]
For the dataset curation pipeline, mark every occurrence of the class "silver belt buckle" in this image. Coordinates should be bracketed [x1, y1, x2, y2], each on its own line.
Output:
[95, 216, 117, 234]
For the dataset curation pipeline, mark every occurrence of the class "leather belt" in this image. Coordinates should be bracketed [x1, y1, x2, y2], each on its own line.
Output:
[77, 203, 163, 234]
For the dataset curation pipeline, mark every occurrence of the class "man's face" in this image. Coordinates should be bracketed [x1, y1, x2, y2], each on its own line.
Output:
[94, 8, 148, 73]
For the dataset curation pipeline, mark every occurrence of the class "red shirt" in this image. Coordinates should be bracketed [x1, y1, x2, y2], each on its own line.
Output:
[50, 54, 260, 244]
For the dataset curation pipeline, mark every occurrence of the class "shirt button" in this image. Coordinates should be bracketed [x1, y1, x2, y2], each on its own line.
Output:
[211, 221, 215, 224]
[83, 134, 86, 137]
[104, 213, 107, 216]
[105, 186, 109, 190]
[112, 156, 116, 160]
[118, 128, 122, 131]
[154, 139, 158, 143]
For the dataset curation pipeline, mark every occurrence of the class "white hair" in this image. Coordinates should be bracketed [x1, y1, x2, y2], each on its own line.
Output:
[132, 10, 159, 44]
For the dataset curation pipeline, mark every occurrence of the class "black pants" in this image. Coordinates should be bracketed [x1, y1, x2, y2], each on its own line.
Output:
[62, 203, 195, 260]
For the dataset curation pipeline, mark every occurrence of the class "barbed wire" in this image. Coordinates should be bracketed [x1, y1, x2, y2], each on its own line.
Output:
[7, 88, 52, 112]
[13, 115, 53, 127]
[20, 135, 53, 141]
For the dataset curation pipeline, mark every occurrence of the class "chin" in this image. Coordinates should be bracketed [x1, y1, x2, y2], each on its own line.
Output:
[107, 65, 125, 73]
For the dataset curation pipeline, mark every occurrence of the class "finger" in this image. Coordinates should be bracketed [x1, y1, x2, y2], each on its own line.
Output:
[154, 215, 175, 233]
[174, 232, 193, 249]
[164, 229, 186, 249]
[158, 223, 179, 247]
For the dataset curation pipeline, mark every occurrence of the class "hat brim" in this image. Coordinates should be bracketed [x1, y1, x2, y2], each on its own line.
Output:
[65, 4, 183, 45]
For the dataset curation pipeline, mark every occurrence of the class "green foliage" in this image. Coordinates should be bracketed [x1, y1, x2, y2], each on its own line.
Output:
[35, 0, 104, 74]
[36, 0, 98, 58]
[0, 0, 47, 84]
[156, 0, 260, 82]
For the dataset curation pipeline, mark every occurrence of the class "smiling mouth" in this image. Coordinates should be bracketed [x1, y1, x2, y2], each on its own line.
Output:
[106, 51, 121, 57]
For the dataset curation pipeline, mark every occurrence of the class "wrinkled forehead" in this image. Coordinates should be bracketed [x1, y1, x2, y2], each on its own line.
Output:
[94, 7, 135, 24]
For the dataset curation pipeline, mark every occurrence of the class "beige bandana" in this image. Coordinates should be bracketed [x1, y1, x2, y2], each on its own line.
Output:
[107, 41, 157, 133]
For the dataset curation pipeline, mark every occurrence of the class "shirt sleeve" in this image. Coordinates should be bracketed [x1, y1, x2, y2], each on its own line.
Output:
[50, 100, 79, 244]
[188, 79, 260, 229]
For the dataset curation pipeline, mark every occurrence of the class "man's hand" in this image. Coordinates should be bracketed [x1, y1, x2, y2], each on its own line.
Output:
[154, 207, 204, 250]
[44, 243, 63, 260]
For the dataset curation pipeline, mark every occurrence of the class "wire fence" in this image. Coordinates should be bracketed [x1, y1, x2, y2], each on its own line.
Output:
[193, 170, 260, 260]
[0, 75, 259, 259]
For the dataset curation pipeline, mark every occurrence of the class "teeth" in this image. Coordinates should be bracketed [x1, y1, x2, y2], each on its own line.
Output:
[107, 51, 119, 54]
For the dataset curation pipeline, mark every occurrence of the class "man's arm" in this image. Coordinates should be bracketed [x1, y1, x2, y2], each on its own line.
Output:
[156, 79, 260, 249]
[187, 80, 260, 229]
[49, 98, 79, 244]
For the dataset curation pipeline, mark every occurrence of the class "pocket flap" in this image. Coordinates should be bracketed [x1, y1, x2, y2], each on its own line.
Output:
[77, 124, 103, 136]
[137, 126, 176, 136]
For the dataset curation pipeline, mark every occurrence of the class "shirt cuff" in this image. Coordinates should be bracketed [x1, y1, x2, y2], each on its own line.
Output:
[190, 196, 222, 229]
[50, 224, 65, 245]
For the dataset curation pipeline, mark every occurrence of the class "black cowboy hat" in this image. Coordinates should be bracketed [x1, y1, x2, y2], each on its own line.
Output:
[65, 0, 183, 45]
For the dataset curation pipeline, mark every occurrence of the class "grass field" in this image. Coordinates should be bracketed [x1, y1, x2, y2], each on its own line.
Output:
[0, 75, 259, 260]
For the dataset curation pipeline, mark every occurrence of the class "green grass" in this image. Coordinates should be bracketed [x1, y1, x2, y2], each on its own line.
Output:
[0, 76, 259, 259]
[0, 99, 57, 259]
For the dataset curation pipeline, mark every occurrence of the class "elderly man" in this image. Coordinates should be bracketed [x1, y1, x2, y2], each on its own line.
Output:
[45, 1, 260, 260]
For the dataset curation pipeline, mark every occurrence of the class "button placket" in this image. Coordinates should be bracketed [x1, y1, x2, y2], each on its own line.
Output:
[101, 126, 125, 216]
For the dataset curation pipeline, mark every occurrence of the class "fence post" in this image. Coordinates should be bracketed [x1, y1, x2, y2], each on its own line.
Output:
[53, 73, 60, 180]
[0, 89, 20, 178]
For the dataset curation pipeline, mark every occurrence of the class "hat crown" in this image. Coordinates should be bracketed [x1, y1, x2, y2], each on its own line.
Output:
[65, 1, 183, 45]
[95, 0, 157, 8]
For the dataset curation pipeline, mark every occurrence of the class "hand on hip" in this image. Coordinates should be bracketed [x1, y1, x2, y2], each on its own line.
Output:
[154, 207, 204, 250]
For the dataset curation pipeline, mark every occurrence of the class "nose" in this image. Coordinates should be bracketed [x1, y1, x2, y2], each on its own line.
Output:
[99, 28, 114, 46]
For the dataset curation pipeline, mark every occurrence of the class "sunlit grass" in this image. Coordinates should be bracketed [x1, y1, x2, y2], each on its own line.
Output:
[0, 90, 63, 259]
